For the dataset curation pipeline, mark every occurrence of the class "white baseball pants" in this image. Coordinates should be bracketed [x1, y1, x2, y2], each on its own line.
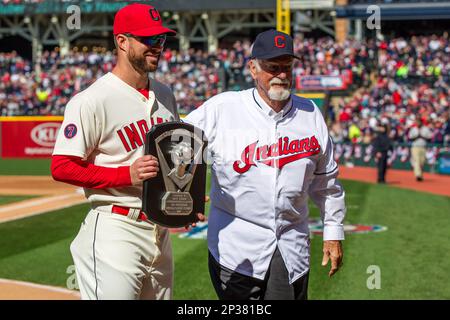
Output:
[70, 209, 173, 300]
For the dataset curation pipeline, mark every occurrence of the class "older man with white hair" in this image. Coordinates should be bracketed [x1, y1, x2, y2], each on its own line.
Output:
[185, 29, 346, 300]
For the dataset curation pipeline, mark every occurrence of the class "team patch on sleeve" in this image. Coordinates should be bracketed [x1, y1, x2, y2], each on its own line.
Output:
[64, 124, 78, 139]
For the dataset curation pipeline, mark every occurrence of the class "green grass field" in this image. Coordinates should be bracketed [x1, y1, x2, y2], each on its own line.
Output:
[0, 195, 35, 206]
[0, 159, 449, 299]
[0, 159, 51, 176]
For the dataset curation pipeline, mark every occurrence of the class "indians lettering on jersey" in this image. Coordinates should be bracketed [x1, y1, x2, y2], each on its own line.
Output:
[117, 117, 170, 152]
[233, 135, 321, 173]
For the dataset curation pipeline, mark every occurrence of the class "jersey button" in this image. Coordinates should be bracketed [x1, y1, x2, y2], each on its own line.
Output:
[142, 97, 146, 102]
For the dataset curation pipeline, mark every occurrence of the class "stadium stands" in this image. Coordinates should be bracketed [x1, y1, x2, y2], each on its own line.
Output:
[329, 34, 449, 146]
[349, 0, 449, 3]
[1, 35, 449, 146]
[0, 35, 377, 115]
[2, 0, 44, 3]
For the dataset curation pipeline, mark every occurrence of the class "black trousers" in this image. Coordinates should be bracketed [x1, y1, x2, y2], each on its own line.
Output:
[377, 153, 388, 182]
[208, 247, 309, 300]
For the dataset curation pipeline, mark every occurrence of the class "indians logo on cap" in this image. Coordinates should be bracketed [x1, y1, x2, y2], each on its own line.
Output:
[149, 8, 160, 21]
[275, 35, 286, 48]
[64, 124, 77, 139]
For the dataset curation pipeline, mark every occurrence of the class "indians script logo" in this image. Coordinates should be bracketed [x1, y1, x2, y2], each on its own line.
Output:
[233, 135, 321, 173]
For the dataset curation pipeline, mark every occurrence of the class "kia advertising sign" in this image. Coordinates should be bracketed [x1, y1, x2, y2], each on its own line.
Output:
[1, 118, 63, 158]
[30, 123, 61, 148]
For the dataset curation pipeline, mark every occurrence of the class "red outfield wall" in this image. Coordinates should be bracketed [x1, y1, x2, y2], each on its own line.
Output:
[0, 117, 63, 158]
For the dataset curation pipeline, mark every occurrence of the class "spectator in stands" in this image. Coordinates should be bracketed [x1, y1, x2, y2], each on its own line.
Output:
[348, 121, 362, 144]
[444, 115, 450, 146]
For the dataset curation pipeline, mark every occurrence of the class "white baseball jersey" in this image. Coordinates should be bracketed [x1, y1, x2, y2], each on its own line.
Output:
[184, 88, 346, 284]
[53, 72, 179, 209]
[53, 72, 178, 300]
[408, 125, 433, 148]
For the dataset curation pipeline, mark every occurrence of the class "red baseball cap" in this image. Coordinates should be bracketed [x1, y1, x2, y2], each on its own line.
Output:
[113, 4, 176, 37]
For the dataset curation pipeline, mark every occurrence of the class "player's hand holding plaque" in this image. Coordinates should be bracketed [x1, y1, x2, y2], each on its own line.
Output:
[142, 122, 207, 227]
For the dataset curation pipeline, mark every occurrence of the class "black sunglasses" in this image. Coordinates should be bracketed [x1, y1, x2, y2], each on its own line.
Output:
[124, 33, 167, 48]
[259, 60, 293, 74]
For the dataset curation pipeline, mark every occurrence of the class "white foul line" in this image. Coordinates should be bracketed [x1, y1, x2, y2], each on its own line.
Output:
[0, 193, 88, 224]
[0, 193, 82, 213]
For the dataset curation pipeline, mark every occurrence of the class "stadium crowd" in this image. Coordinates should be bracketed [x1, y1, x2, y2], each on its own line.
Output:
[0, 35, 372, 115]
[2, 0, 42, 3]
[0, 34, 449, 146]
[0, 48, 115, 116]
[329, 34, 450, 147]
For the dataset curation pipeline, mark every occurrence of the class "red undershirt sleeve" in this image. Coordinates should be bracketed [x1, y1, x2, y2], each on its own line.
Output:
[51, 155, 132, 189]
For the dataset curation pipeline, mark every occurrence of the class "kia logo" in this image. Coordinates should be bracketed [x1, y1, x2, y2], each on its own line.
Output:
[31, 123, 61, 147]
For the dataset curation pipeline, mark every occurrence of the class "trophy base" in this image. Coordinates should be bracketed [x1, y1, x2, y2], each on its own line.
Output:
[161, 192, 193, 216]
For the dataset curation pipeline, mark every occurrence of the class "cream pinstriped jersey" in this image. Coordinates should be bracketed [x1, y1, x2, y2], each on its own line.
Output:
[53, 72, 179, 208]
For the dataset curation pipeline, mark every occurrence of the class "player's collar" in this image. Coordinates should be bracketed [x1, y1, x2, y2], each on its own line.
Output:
[108, 72, 155, 103]
[252, 88, 292, 120]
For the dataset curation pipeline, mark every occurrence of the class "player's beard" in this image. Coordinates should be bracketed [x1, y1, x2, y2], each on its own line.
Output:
[128, 47, 158, 73]
[268, 78, 291, 101]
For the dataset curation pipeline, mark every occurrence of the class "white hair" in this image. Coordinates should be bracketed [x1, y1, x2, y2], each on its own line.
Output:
[249, 43, 262, 71]
[252, 58, 262, 72]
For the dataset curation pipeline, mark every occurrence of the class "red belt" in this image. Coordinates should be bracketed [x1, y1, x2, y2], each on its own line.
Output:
[111, 205, 148, 221]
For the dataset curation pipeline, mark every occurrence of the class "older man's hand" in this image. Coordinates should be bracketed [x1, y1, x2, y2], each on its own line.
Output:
[184, 195, 209, 230]
[322, 240, 343, 277]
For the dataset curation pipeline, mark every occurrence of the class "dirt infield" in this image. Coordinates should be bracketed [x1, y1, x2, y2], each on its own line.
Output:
[0, 176, 87, 224]
[0, 279, 80, 300]
[0, 176, 77, 195]
[0, 175, 87, 299]
[339, 166, 450, 197]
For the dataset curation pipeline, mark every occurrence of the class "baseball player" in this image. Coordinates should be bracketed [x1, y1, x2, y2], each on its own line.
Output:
[51, 4, 203, 300]
[184, 29, 347, 300]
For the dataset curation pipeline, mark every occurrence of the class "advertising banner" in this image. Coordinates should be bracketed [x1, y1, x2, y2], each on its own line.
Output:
[296, 75, 348, 91]
[0, 117, 63, 158]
